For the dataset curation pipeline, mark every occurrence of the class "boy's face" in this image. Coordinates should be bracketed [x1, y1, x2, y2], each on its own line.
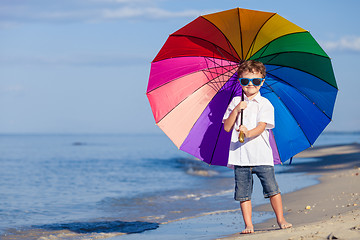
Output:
[239, 71, 264, 98]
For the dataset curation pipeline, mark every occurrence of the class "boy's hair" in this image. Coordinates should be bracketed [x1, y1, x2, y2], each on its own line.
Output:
[237, 60, 266, 78]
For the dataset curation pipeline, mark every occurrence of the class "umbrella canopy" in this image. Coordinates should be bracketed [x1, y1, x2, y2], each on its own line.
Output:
[147, 8, 337, 166]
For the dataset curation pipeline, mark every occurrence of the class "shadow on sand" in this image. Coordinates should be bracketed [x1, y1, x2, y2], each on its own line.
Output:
[280, 143, 360, 174]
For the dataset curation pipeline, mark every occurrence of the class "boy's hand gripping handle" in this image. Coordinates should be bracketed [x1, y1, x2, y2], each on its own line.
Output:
[239, 131, 245, 143]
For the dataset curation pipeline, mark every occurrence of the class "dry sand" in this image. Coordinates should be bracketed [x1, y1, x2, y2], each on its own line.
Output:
[219, 143, 360, 240]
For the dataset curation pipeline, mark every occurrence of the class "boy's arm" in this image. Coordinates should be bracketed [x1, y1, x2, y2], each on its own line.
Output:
[224, 101, 247, 132]
[239, 122, 267, 138]
[223, 108, 240, 132]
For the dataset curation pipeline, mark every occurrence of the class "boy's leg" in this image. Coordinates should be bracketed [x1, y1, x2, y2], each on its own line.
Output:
[254, 166, 292, 229]
[240, 200, 254, 233]
[234, 166, 254, 234]
[269, 194, 292, 229]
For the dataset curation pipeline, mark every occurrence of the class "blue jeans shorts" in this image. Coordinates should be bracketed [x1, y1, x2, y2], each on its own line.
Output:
[234, 165, 280, 202]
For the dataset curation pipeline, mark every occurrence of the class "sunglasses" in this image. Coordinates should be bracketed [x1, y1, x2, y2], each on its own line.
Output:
[239, 78, 265, 86]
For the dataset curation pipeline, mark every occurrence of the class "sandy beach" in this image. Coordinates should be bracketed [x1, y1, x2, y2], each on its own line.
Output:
[219, 143, 360, 240]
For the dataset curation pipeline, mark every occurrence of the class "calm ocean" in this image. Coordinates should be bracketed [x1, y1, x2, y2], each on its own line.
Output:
[0, 132, 359, 238]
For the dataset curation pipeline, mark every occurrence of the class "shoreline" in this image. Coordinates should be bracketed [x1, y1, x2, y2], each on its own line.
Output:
[219, 143, 360, 240]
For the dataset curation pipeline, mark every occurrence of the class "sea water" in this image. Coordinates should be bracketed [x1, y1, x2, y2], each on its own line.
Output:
[0, 132, 359, 238]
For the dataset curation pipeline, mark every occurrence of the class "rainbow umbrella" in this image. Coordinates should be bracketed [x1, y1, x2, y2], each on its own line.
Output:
[147, 8, 337, 166]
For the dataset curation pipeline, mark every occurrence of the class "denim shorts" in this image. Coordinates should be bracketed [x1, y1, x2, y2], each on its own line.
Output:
[234, 165, 280, 202]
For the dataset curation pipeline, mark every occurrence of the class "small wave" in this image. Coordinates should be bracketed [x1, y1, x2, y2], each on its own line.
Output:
[176, 158, 221, 177]
[186, 168, 219, 177]
[161, 208, 242, 224]
[169, 189, 232, 201]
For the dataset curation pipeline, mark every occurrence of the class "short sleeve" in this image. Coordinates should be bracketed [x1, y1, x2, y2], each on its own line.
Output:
[258, 99, 275, 129]
[222, 98, 237, 123]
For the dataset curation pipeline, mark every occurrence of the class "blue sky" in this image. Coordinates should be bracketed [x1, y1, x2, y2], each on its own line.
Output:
[1, 0, 359, 134]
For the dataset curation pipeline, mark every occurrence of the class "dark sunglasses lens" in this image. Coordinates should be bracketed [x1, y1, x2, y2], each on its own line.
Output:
[240, 78, 249, 86]
[252, 78, 262, 86]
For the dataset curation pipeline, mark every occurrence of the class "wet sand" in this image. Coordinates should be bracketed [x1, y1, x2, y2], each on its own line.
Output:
[219, 143, 360, 240]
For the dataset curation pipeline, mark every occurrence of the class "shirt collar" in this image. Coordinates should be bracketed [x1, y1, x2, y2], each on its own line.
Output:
[244, 92, 262, 103]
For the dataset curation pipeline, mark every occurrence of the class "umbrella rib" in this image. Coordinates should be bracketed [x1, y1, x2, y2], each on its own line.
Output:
[244, 13, 277, 60]
[259, 51, 337, 89]
[203, 56, 238, 91]
[198, 16, 242, 61]
[203, 55, 220, 90]
[210, 46, 241, 90]
[266, 70, 333, 121]
[212, 41, 243, 91]
[147, 57, 237, 94]
[201, 55, 241, 94]
[264, 53, 280, 63]
[262, 80, 313, 147]
[210, 52, 230, 91]
[155, 66, 238, 123]
[170, 33, 240, 62]
[224, 30, 243, 63]
[214, 42, 239, 68]
[254, 50, 331, 63]
[237, 8, 244, 60]
[267, 65, 283, 72]
[248, 31, 316, 61]
[256, 42, 271, 60]
[265, 51, 330, 60]
[204, 15, 242, 64]
[204, 69, 238, 92]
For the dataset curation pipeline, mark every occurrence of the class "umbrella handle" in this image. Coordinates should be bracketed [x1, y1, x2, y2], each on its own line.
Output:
[239, 131, 245, 143]
[239, 89, 245, 143]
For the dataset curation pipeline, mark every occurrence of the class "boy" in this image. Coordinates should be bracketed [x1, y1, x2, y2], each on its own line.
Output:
[223, 60, 292, 234]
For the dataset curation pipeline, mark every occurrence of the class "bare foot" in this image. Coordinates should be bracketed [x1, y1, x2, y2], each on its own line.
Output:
[241, 226, 254, 234]
[278, 221, 292, 229]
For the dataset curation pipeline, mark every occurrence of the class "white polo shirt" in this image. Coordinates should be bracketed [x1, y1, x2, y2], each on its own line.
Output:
[223, 92, 275, 167]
